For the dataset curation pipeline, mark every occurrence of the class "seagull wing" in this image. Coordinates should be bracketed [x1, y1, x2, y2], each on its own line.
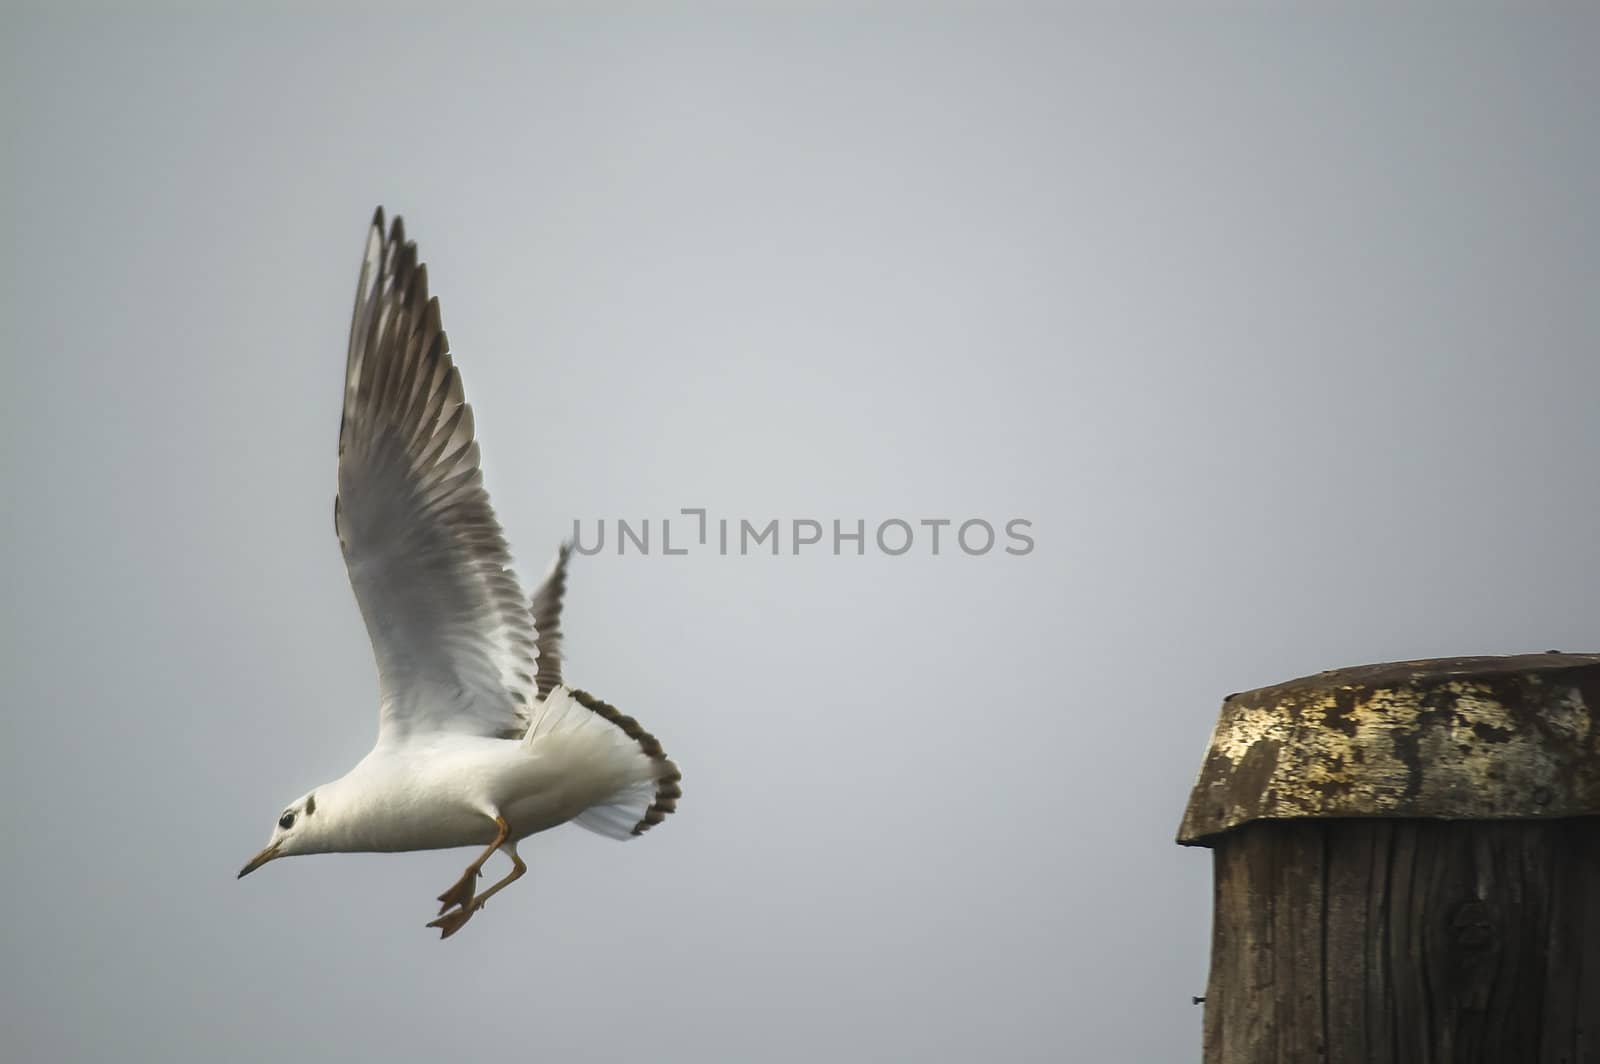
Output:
[336, 208, 539, 741]
[528, 543, 572, 697]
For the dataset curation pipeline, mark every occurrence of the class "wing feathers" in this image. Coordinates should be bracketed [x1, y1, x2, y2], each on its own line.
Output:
[336, 209, 540, 740]
[529, 543, 572, 696]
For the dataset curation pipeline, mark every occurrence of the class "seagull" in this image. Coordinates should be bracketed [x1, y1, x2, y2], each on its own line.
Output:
[238, 208, 681, 939]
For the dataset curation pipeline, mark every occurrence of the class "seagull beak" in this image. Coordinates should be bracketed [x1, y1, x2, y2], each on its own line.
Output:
[238, 841, 281, 879]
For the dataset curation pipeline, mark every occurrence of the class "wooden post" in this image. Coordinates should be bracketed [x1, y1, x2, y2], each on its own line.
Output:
[1178, 654, 1600, 1064]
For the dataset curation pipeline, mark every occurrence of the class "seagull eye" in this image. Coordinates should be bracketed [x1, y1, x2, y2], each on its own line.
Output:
[278, 811, 296, 830]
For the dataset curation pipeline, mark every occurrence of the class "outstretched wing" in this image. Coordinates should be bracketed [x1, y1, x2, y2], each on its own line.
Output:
[528, 543, 571, 697]
[336, 208, 539, 740]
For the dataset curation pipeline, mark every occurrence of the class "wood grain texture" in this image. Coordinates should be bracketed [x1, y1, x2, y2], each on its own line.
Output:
[1202, 818, 1600, 1064]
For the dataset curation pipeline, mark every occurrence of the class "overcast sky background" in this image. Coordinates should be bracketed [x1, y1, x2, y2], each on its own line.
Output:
[4, 4, 1598, 1062]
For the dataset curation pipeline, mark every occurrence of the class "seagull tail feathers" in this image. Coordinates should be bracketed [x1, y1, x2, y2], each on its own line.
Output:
[524, 685, 681, 839]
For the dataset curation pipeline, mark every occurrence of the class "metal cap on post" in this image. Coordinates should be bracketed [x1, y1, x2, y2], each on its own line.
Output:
[1179, 653, 1600, 1064]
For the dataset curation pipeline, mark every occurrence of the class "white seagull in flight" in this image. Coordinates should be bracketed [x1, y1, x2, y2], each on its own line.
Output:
[238, 208, 681, 939]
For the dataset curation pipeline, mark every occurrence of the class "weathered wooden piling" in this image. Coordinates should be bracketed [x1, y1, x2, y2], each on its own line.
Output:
[1178, 653, 1600, 1064]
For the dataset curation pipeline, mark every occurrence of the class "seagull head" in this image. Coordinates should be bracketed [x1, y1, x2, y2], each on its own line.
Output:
[238, 790, 321, 878]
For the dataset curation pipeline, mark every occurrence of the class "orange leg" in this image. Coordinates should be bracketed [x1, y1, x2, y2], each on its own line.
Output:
[469, 846, 526, 911]
[427, 842, 528, 940]
[427, 816, 510, 937]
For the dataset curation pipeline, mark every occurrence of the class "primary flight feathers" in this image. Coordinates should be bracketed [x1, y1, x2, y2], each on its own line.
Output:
[336, 209, 542, 739]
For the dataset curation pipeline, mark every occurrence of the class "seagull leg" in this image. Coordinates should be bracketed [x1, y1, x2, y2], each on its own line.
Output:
[432, 815, 510, 916]
[426, 845, 526, 939]
[467, 844, 527, 912]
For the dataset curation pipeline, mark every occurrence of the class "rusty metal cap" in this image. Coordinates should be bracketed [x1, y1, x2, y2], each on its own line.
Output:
[1177, 653, 1600, 847]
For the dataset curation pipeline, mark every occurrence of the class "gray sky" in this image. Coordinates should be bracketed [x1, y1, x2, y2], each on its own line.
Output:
[4, 3, 1597, 1062]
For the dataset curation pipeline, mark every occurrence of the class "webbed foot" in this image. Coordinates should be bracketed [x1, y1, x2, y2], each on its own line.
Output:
[426, 903, 479, 940]
[435, 868, 481, 915]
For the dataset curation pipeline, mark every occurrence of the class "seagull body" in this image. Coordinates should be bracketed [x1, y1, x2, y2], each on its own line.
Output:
[268, 702, 665, 855]
[239, 209, 680, 938]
